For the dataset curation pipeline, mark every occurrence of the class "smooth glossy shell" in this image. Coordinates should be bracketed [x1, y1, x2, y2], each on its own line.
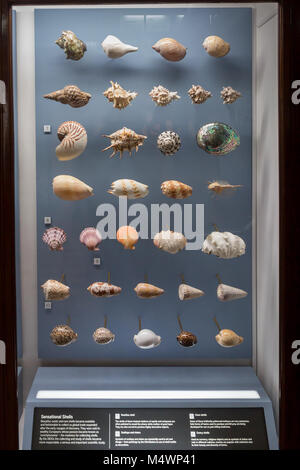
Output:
[117, 226, 139, 250]
[41, 279, 70, 301]
[177, 331, 198, 347]
[101, 35, 138, 59]
[202, 35, 230, 58]
[102, 127, 147, 158]
[215, 329, 244, 347]
[202, 231, 246, 259]
[103, 81, 138, 109]
[108, 179, 149, 199]
[161, 180, 192, 199]
[53, 175, 93, 201]
[217, 283, 248, 302]
[80, 227, 102, 251]
[154, 230, 186, 254]
[152, 38, 186, 62]
[44, 85, 91, 108]
[56, 30, 86, 60]
[50, 325, 78, 346]
[134, 283, 164, 299]
[93, 327, 115, 344]
[134, 329, 161, 349]
[178, 284, 205, 301]
[87, 282, 122, 298]
[42, 227, 66, 251]
[56, 121, 87, 161]
[197, 122, 240, 155]
[157, 131, 181, 156]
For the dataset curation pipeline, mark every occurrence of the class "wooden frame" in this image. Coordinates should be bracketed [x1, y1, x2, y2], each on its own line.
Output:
[0, 0, 299, 450]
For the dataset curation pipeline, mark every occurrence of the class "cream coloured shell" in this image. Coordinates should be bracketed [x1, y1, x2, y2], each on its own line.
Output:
[134, 329, 161, 349]
[152, 38, 186, 62]
[56, 30, 86, 60]
[101, 35, 138, 59]
[80, 227, 102, 251]
[178, 284, 205, 301]
[44, 85, 91, 108]
[221, 86, 242, 104]
[50, 325, 78, 346]
[215, 329, 244, 347]
[117, 226, 139, 250]
[202, 231, 246, 259]
[161, 180, 192, 199]
[87, 282, 122, 298]
[157, 131, 181, 156]
[93, 327, 115, 344]
[102, 127, 147, 158]
[154, 230, 186, 254]
[53, 175, 93, 201]
[217, 283, 248, 302]
[56, 121, 87, 161]
[149, 85, 180, 106]
[103, 81, 138, 110]
[202, 35, 230, 58]
[42, 227, 67, 251]
[188, 85, 212, 104]
[41, 279, 70, 301]
[108, 179, 149, 199]
[208, 181, 242, 194]
[134, 283, 164, 299]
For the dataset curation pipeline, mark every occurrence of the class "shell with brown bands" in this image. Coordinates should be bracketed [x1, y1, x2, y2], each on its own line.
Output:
[93, 327, 115, 344]
[87, 282, 122, 298]
[161, 180, 192, 199]
[56, 121, 87, 161]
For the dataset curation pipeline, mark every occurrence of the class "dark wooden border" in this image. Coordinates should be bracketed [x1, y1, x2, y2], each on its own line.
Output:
[0, 0, 299, 450]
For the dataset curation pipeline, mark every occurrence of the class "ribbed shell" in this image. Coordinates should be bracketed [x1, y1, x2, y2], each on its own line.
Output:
[117, 226, 139, 250]
[149, 85, 180, 106]
[177, 331, 198, 347]
[157, 131, 181, 156]
[87, 282, 122, 298]
[215, 329, 244, 347]
[80, 227, 102, 251]
[41, 279, 70, 301]
[93, 327, 115, 344]
[108, 179, 149, 199]
[103, 81, 137, 109]
[178, 284, 205, 301]
[50, 325, 78, 346]
[152, 38, 187, 62]
[161, 180, 192, 199]
[42, 227, 67, 251]
[56, 30, 86, 60]
[154, 230, 186, 254]
[217, 283, 248, 302]
[44, 85, 91, 108]
[196, 122, 240, 156]
[188, 85, 212, 104]
[53, 175, 93, 201]
[134, 283, 164, 299]
[56, 121, 87, 161]
[202, 231, 246, 259]
[102, 127, 147, 158]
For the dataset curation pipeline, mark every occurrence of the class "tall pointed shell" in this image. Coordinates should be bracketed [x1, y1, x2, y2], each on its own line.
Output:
[56, 121, 87, 161]
[41, 279, 70, 301]
[87, 282, 122, 298]
[50, 325, 78, 346]
[134, 329, 161, 349]
[202, 231, 246, 259]
[56, 30, 86, 60]
[103, 81, 138, 109]
[42, 227, 66, 251]
[44, 85, 91, 108]
[102, 127, 147, 158]
[177, 331, 197, 347]
[178, 284, 205, 301]
[221, 86, 241, 104]
[217, 283, 248, 302]
[101, 35, 138, 59]
[161, 180, 192, 199]
[202, 35, 230, 58]
[215, 329, 244, 347]
[53, 175, 93, 201]
[152, 38, 186, 62]
[157, 131, 181, 156]
[149, 85, 180, 106]
[134, 283, 164, 299]
[108, 179, 149, 199]
[117, 226, 139, 250]
[154, 230, 186, 254]
[80, 227, 102, 251]
[197, 122, 240, 155]
[93, 327, 115, 344]
[188, 85, 212, 104]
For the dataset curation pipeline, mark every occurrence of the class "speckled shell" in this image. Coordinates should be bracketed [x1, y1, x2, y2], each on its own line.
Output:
[42, 227, 67, 251]
[215, 329, 244, 347]
[178, 284, 205, 301]
[177, 331, 198, 347]
[149, 85, 180, 106]
[208, 181, 242, 194]
[80, 227, 102, 251]
[157, 131, 181, 156]
[134, 329, 161, 349]
[153, 230, 186, 254]
[202, 35, 230, 58]
[202, 231, 246, 259]
[196, 122, 240, 155]
[88, 282, 122, 298]
[56, 121, 87, 161]
[217, 283, 248, 302]
[41, 279, 70, 301]
[53, 175, 93, 201]
[108, 179, 149, 199]
[188, 85, 212, 104]
[101, 35, 138, 59]
[134, 283, 164, 299]
[117, 226, 139, 250]
[56, 30, 86, 60]
[44, 85, 91, 108]
[152, 38, 186, 62]
[103, 81, 138, 109]
[161, 180, 192, 199]
[102, 127, 147, 158]
[221, 86, 241, 104]
[93, 327, 115, 344]
[50, 325, 78, 346]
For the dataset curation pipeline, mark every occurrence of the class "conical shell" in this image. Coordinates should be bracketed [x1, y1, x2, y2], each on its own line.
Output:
[53, 175, 93, 201]
[149, 85, 180, 106]
[208, 181, 242, 194]
[93, 327, 115, 344]
[101, 35, 138, 59]
[50, 325, 78, 346]
[117, 226, 139, 250]
[102, 127, 147, 158]
[152, 38, 186, 62]
[80, 227, 102, 251]
[215, 329, 243, 347]
[161, 180, 192, 199]
[202, 35, 230, 58]
[177, 331, 197, 347]
[87, 282, 122, 298]
[42, 227, 67, 251]
[56, 30, 87, 60]
[221, 86, 241, 104]
[44, 85, 91, 108]
[217, 283, 248, 302]
[188, 85, 212, 104]
[41, 279, 70, 301]
[178, 284, 205, 301]
[108, 179, 149, 199]
[56, 121, 87, 161]
[134, 283, 164, 299]
[157, 131, 181, 156]
[202, 231, 246, 259]
[196, 122, 240, 155]
[103, 81, 137, 109]
[134, 329, 161, 349]
[154, 230, 186, 254]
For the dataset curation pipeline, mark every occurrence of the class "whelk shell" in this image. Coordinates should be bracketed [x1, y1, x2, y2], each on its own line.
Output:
[215, 329, 244, 348]
[103, 81, 138, 110]
[152, 38, 186, 62]
[50, 325, 78, 346]
[188, 85, 212, 104]
[178, 284, 205, 301]
[134, 283, 164, 299]
[87, 282, 122, 298]
[93, 327, 115, 345]
[44, 85, 91, 108]
[202, 231, 246, 259]
[217, 283, 248, 302]
[56, 121, 87, 161]
[157, 131, 181, 156]
[102, 127, 147, 158]
[41, 279, 70, 301]
[202, 35, 230, 58]
[42, 227, 66, 251]
[177, 331, 197, 347]
[53, 175, 93, 201]
[117, 226, 139, 250]
[153, 230, 186, 254]
[108, 179, 149, 199]
[221, 86, 242, 104]
[80, 227, 102, 251]
[196, 122, 240, 155]
[101, 35, 138, 59]
[56, 30, 87, 61]
[208, 181, 242, 194]
[161, 180, 192, 199]
[134, 329, 161, 349]
[149, 85, 180, 106]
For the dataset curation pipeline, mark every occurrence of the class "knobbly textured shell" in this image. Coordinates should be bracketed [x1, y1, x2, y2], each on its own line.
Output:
[149, 85, 180, 106]
[202, 35, 230, 58]
[44, 85, 91, 108]
[80, 227, 102, 251]
[50, 325, 78, 346]
[108, 179, 149, 199]
[93, 327, 115, 344]
[152, 38, 186, 62]
[101, 35, 138, 59]
[178, 284, 205, 301]
[196, 122, 240, 155]
[117, 226, 139, 250]
[56, 121, 87, 161]
[102, 127, 147, 158]
[188, 85, 212, 104]
[177, 331, 197, 347]
[134, 283, 164, 299]
[56, 31, 86, 60]
[41, 279, 70, 301]
[216, 329, 244, 347]
[53, 175, 93, 201]
[87, 282, 122, 298]
[208, 181, 242, 194]
[103, 81, 138, 110]
[202, 231, 246, 259]
[157, 131, 181, 156]
[161, 180, 192, 199]
[217, 283, 248, 302]
[134, 329, 161, 349]
[221, 86, 241, 104]
[154, 230, 186, 254]
[42, 227, 66, 251]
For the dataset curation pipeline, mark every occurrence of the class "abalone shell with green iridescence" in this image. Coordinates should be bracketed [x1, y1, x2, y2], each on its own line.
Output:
[196, 122, 240, 155]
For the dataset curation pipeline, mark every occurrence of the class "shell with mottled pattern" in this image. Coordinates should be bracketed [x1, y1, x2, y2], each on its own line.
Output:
[161, 180, 192, 199]
[93, 327, 115, 344]
[196, 122, 240, 155]
[56, 31, 86, 60]
[87, 282, 122, 298]
[177, 331, 198, 347]
[50, 325, 78, 346]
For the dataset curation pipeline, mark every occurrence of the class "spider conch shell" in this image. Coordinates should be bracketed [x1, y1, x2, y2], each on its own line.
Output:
[87, 282, 122, 298]
[102, 127, 147, 158]
[216, 329, 243, 347]
[157, 131, 181, 156]
[221, 86, 241, 104]
[44, 85, 91, 108]
[103, 81, 138, 110]
[217, 283, 248, 302]
[50, 325, 78, 346]
[202, 35, 230, 58]
[101, 35, 138, 59]
[134, 329, 161, 349]
[188, 85, 212, 104]
[149, 85, 180, 106]
[56, 31, 86, 60]
[202, 231, 246, 259]
[208, 181, 242, 194]
[53, 175, 93, 201]
[134, 283, 164, 299]
[152, 38, 186, 62]
[117, 226, 139, 250]
[41, 279, 70, 301]
[177, 331, 197, 347]
[154, 230, 186, 254]
[93, 327, 115, 345]
[108, 179, 149, 199]
[80, 227, 102, 251]
[42, 227, 66, 251]
[161, 180, 192, 199]
[178, 284, 205, 301]
[56, 121, 87, 161]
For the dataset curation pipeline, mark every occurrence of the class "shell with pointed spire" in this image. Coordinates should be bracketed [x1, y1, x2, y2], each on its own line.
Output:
[103, 81, 138, 109]
[93, 327, 115, 344]
[149, 85, 180, 106]
[154, 230, 186, 254]
[101, 35, 138, 59]
[108, 179, 149, 199]
[44, 85, 91, 108]
[87, 282, 122, 298]
[188, 85, 212, 104]
[56, 121, 87, 161]
[41, 279, 70, 301]
[56, 31, 86, 60]
[134, 283, 164, 299]
[53, 175, 93, 201]
[50, 325, 78, 346]
[152, 38, 186, 62]
[134, 329, 161, 349]
[202, 231, 246, 259]
[217, 283, 248, 302]
[215, 329, 244, 347]
[42, 227, 67, 251]
[80, 227, 102, 251]
[178, 284, 205, 301]
[102, 127, 147, 158]
[177, 331, 197, 347]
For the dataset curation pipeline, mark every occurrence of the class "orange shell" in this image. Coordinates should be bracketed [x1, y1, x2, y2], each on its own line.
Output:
[117, 225, 139, 250]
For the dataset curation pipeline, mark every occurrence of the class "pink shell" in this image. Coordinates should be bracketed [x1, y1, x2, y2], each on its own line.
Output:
[80, 227, 102, 251]
[42, 227, 67, 251]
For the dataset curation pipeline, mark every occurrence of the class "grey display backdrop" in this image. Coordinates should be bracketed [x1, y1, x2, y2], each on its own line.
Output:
[35, 7, 252, 361]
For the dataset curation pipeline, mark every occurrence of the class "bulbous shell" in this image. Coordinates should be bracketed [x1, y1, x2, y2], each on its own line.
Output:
[50, 325, 78, 346]
[101, 35, 138, 59]
[42, 227, 66, 251]
[80, 227, 102, 251]
[102, 127, 147, 158]
[202, 35, 230, 58]
[108, 179, 149, 199]
[188, 85, 212, 104]
[93, 327, 115, 344]
[41, 279, 70, 301]
[134, 283, 164, 299]
[149, 85, 180, 106]
[87, 282, 122, 298]
[44, 85, 91, 108]
[56, 121, 87, 161]
[152, 38, 186, 62]
[161, 180, 192, 199]
[196, 122, 240, 155]
[56, 30, 86, 60]
[157, 131, 181, 156]
[117, 226, 139, 250]
[154, 230, 186, 254]
[202, 231, 246, 259]
[53, 175, 93, 201]
[134, 329, 161, 349]
[215, 329, 244, 347]
[103, 81, 138, 109]
[177, 331, 197, 347]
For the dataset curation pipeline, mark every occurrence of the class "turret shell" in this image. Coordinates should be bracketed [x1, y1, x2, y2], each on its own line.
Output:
[178, 284, 205, 301]
[134, 329, 161, 349]
[202, 35, 230, 58]
[56, 30, 86, 60]
[93, 327, 115, 344]
[134, 283, 164, 299]
[80, 227, 102, 251]
[102, 127, 147, 158]
[202, 231, 246, 259]
[42, 227, 67, 251]
[53, 175, 93, 201]
[56, 121, 87, 161]
[161, 180, 192, 199]
[217, 283, 248, 302]
[177, 331, 198, 347]
[108, 179, 149, 199]
[157, 131, 181, 156]
[44, 85, 91, 108]
[152, 38, 186, 62]
[103, 81, 138, 109]
[41, 279, 70, 301]
[215, 329, 244, 347]
[87, 282, 122, 298]
[50, 325, 78, 346]
[154, 230, 186, 254]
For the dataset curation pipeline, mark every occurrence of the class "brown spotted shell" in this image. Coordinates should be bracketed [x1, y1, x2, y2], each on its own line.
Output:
[56, 30, 86, 60]
[42, 227, 67, 251]
[50, 325, 78, 346]
[93, 327, 115, 344]
[161, 180, 192, 199]
[41, 279, 70, 301]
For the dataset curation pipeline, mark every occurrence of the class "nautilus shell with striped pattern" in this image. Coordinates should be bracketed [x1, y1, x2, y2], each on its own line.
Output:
[108, 179, 149, 199]
[87, 282, 122, 298]
[56, 121, 87, 161]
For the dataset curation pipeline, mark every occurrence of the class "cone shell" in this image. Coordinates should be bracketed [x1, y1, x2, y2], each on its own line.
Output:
[178, 284, 205, 301]
[108, 179, 149, 199]
[154, 230, 186, 254]
[88, 282, 122, 298]
[101, 35, 138, 59]
[197, 122, 240, 155]
[103, 81, 137, 109]
[41, 279, 70, 301]
[134, 329, 161, 349]
[202, 35, 230, 58]
[177, 331, 197, 347]
[202, 231, 246, 259]
[188, 85, 212, 104]
[50, 325, 78, 346]
[53, 175, 93, 201]
[134, 283, 164, 299]
[56, 30, 87, 60]
[56, 121, 87, 161]
[93, 327, 115, 344]
[152, 38, 186, 62]
[42, 227, 66, 251]
[221, 86, 241, 104]
[161, 180, 192, 199]
[215, 329, 244, 347]
[102, 127, 147, 158]
[117, 226, 139, 250]
[80, 227, 102, 251]
[157, 131, 181, 156]
[149, 85, 180, 106]
[217, 283, 248, 302]
[44, 85, 91, 108]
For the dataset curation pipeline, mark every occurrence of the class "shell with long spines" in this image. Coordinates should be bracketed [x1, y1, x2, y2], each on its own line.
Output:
[161, 180, 192, 199]
[152, 38, 186, 62]
[149, 85, 180, 106]
[134, 283, 164, 299]
[134, 329, 161, 349]
[80, 227, 102, 251]
[87, 282, 122, 298]
[53, 175, 93, 201]
[41, 279, 70, 301]
[102, 127, 147, 158]
[178, 284, 205, 301]
[93, 327, 115, 344]
[202, 231, 246, 259]
[188, 85, 212, 104]
[117, 226, 139, 250]
[202, 35, 230, 58]
[215, 329, 244, 347]
[56, 121, 87, 161]
[56, 31, 86, 60]
[154, 230, 186, 254]
[157, 131, 181, 156]
[103, 81, 138, 109]
[221, 86, 242, 104]
[101, 35, 138, 59]
[208, 181, 242, 194]
[108, 179, 149, 199]
[42, 227, 67, 251]
[217, 283, 248, 302]
[177, 331, 197, 347]
[50, 325, 78, 346]
[196, 122, 240, 155]
[44, 85, 91, 108]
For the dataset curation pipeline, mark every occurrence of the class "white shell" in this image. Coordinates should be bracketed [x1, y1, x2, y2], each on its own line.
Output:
[217, 283, 248, 302]
[149, 85, 180, 106]
[56, 121, 87, 161]
[101, 35, 138, 59]
[202, 231, 246, 259]
[178, 284, 205, 301]
[108, 179, 149, 199]
[134, 329, 161, 349]
[154, 230, 186, 254]
[103, 81, 138, 110]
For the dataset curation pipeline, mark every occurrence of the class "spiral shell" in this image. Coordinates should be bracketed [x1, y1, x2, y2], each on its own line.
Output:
[87, 282, 122, 298]
[103, 81, 137, 109]
[161, 180, 192, 199]
[56, 121, 87, 161]
[217, 283, 248, 302]
[80, 227, 102, 251]
[50, 325, 78, 346]
[178, 284, 205, 301]
[56, 30, 86, 61]
[53, 175, 93, 201]
[93, 327, 115, 344]
[102, 127, 147, 158]
[188, 85, 212, 104]
[117, 226, 139, 250]
[152, 38, 186, 62]
[154, 230, 186, 254]
[221, 86, 241, 104]
[149, 85, 180, 106]
[42, 227, 66, 251]
[177, 331, 197, 347]
[41, 279, 70, 301]
[134, 329, 161, 349]
[202, 231, 246, 259]
[157, 131, 181, 156]
[108, 179, 149, 199]
[44, 85, 91, 108]
[101, 35, 138, 59]
[134, 283, 164, 299]
[216, 329, 243, 347]
[202, 35, 230, 58]
[196, 122, 240, 155]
